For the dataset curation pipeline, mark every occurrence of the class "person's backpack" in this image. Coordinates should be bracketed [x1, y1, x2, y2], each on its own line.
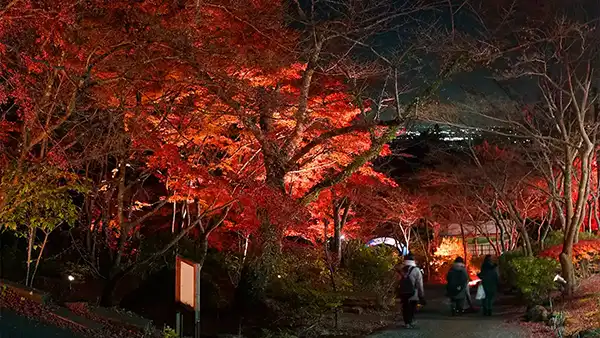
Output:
[398, 266, 416, 298]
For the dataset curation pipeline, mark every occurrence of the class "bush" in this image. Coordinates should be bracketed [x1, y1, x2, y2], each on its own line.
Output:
[499, 250, 525, 288]
[163, 326, 178, 338]
[509, 256, 560, 304]
[270, 280, 344, 316]
[343, 241, 399, 307]
[267, 246, 346, 322]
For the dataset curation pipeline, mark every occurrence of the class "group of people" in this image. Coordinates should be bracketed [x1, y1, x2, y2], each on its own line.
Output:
[397, 253, 499, 328]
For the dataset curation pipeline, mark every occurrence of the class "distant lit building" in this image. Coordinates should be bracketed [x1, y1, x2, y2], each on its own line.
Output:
[441, 220, 517, 256]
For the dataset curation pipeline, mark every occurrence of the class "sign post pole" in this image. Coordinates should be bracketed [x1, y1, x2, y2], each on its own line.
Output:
[176, 311, 182, 338]
[195, 264, 201, 338]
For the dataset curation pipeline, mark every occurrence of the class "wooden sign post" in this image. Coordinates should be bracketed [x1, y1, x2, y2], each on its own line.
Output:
[175, 256, 201, 338]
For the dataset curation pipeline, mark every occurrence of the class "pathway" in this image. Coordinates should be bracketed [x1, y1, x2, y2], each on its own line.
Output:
[369, 286, 530, 338]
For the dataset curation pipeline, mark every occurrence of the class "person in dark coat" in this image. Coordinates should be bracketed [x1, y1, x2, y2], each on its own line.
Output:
[477, 255, 499, 316]
[446, 256, 469, 315]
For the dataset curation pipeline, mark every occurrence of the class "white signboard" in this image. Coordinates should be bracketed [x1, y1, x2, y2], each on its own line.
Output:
[175, 256, 200, 310]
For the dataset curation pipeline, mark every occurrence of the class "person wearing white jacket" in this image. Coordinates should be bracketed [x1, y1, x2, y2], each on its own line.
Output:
[397, 253, 425, 328]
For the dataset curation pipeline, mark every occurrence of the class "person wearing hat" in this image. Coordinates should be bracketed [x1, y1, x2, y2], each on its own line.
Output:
[396, 253, 425, 328]
[446, 256, 470, 316]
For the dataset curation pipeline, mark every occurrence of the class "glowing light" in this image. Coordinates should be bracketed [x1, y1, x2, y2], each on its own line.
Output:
[67, 275, 75, 282]
[469, 279, 481, 286]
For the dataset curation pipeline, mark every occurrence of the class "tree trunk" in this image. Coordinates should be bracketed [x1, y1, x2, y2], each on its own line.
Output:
[459, 223, 468, 269]
[332, 198, 350, 266]
[414, 226, 431, 281]
[499, 222, 506, 253]
[541, 203, 554, 250]
[100, 275, 120, 306]
[559, 250, 575, 297]
[333, 201, 341, 266]
[25, 226, 35, 287]
[587, 201, 593, 233]
[521, 222, 534, 256]
[323, 220, 339, 328]
[595, 198, 600, 234]
[30, 232, 49, 288]
[561, 217, 581, 296]
[195, 234, 209, 336]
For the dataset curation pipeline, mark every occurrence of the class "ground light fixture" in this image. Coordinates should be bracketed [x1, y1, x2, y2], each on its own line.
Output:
[554, 274, 567, 284]
[68, 275, 75, 291]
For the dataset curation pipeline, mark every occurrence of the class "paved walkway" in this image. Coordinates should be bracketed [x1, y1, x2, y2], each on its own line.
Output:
[369, 286, 530, 338]
[0, 309, 83, 338]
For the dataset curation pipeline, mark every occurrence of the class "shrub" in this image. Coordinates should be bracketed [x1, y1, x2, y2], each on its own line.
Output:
[542, 231, 565, 249]
[267, 246, 345, 322]
[163, 326, 178, 338]
[271, 280, 344, 316]
[499, 250, 525, 288]
[343, 241, 399, 307]
[509, 256, 560, 304]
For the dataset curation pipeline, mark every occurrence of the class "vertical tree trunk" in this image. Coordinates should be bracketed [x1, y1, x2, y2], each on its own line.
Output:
[459, 223, 468, 268]
[595, 198, 600, 234]
[332, 198, 350, 266]
[414, 226, 431, 281]
[587, 201, 593, 233]
[559, 250, 575, 297]
[521, 222, 534, 256]
[499, 223, 506, 253]
[30, 232, 49, 288]
[323, 220, 339, 328]
[540, 203, 554, 250]
[25, 226, 35, 287]
[333, 201, 341, 266]
[195, 234, 209, 336]
[100, 275, 120, 306]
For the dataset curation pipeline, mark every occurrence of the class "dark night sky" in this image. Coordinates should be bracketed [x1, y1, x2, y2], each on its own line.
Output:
[368, 0, 599, 127]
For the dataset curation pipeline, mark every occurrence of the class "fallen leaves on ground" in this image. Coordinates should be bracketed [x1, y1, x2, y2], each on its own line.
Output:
[557, 275, 600, 336]
[0, 289, 158, 338]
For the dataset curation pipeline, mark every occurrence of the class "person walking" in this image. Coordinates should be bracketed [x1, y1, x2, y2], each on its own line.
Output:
[446, 256, 469, 316]
[397, 253, 425, 328]
[478, 254, 499, 316]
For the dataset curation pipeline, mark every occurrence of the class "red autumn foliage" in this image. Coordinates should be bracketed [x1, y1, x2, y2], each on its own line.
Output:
[539, 239, 600, 263]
